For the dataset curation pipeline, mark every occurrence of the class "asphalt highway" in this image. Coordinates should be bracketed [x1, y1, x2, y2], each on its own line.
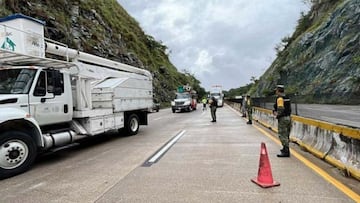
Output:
[0, 105, 358, 202]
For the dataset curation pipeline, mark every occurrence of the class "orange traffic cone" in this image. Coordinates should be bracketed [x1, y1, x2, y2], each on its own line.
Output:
[251, 142, 280, 188]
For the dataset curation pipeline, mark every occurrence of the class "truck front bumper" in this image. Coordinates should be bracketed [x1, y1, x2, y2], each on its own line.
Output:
[172, 105, 191, 111]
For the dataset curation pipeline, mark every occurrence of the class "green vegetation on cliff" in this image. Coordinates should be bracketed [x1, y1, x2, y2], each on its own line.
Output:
[0, 0, 206, 104]
[228, 0, 360, 104]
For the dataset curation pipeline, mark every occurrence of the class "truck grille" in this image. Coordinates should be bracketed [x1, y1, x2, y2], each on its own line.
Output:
[175, 101, 184, 105]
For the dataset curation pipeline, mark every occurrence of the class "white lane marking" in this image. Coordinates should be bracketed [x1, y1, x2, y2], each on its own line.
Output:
[21, 182, 46, 193]
[201, 111, 207, 115]
[153, 117, 164, 121]
[148, 130, 186, 163]
[28, 182, 45, 190]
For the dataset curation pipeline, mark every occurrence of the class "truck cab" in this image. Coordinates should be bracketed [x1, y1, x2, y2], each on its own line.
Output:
[171, 92, 197, 113]
[0, 67, 73, 125]
[209, 92, 224, 107]
[210, 85, 224, 107]
[0, 66, 73, 178]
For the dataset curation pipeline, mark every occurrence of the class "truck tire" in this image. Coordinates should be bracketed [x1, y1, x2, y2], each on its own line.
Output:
[125, 114, 140, 136]
[172, 109, 175, 113]
[0, 131, 37, 179]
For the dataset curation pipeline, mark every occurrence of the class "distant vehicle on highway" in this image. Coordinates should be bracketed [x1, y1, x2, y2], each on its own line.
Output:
[171, 85, 197, 113]
[209, 85, 224, 107]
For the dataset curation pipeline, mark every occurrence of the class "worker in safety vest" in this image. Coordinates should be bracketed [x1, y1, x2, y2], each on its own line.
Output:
[202, 97, 207, 111]
[273, 85, 292, 157]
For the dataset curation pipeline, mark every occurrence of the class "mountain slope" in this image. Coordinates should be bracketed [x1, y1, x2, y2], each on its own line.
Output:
[0, 0, 206, 103]
[251, 0, 359, 104]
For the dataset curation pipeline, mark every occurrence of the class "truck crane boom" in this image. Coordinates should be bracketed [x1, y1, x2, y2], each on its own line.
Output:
[45, 41, 152, 78]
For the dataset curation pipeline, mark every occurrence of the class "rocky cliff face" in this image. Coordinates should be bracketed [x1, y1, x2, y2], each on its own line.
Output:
[253, 0, 359, 103]
[0, 0, 205, 103]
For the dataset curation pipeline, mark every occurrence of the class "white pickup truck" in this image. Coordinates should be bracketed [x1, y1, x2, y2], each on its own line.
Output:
[171, 91, 197, 113]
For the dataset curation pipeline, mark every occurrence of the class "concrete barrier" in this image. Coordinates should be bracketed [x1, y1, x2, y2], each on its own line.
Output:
[227, 102, 360, 180]
[289, 115, 360, 180]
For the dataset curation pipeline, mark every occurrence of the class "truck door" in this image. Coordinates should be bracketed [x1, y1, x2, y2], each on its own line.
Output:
[29, 69, 73, 126]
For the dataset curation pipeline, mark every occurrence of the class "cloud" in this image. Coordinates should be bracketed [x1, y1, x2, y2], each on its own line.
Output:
[194, 49, 214, 74]
[117, 0, 309, 91]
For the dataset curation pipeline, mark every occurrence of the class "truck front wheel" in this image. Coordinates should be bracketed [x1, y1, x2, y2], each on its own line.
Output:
[0, 131, 37, 179]
[188, 106, 192, 112]
[125, 114, 140, 136]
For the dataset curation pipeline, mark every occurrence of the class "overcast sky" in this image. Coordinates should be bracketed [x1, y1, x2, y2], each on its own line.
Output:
[117, 0, 309, 91]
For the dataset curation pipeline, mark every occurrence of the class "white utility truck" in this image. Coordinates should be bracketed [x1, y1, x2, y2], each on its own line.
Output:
[209, 85, 224, 107]
[0, 14, 153, 179]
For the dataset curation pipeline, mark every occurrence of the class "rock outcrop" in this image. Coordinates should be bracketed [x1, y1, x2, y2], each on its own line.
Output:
[253, 0, 359, 104]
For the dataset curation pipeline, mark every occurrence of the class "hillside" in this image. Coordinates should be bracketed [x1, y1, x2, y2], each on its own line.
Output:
[0, 0, 206, 103]
[250, 0, 360, 104]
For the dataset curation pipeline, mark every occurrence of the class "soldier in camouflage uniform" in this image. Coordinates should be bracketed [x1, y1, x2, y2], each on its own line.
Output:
[245, 95, 253, 124]
[209, 96, 218, 122]
[273, 85, 291, 157]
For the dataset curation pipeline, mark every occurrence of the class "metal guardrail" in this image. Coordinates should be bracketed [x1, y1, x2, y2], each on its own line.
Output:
[226, 97, 360, 128]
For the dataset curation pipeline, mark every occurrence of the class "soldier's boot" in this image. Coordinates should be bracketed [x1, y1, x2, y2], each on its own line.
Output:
[247, 120, 252, 124]
[277, 146, 290, 157]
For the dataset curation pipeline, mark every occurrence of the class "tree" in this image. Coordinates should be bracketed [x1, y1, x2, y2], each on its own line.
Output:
[275, 36, 292, 56]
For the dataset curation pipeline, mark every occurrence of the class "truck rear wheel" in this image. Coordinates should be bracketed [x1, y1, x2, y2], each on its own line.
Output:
[0, 131, 37, 179]
[125, 114, 140, 136]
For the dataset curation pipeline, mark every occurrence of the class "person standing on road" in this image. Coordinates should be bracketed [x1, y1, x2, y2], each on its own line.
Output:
[202, 97, 207, 111]
[241, 95, 247, 117]
[209, 96, 218, 122]
[245, 95, 253, 124]
[273, 85, 292, 157]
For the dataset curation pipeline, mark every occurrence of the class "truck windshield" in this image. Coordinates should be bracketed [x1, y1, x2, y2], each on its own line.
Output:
[210, 93, 221, 99]
[0, 69, 36, 94]
[211, 93, 220, 96]
[175, 93, 190, 99]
